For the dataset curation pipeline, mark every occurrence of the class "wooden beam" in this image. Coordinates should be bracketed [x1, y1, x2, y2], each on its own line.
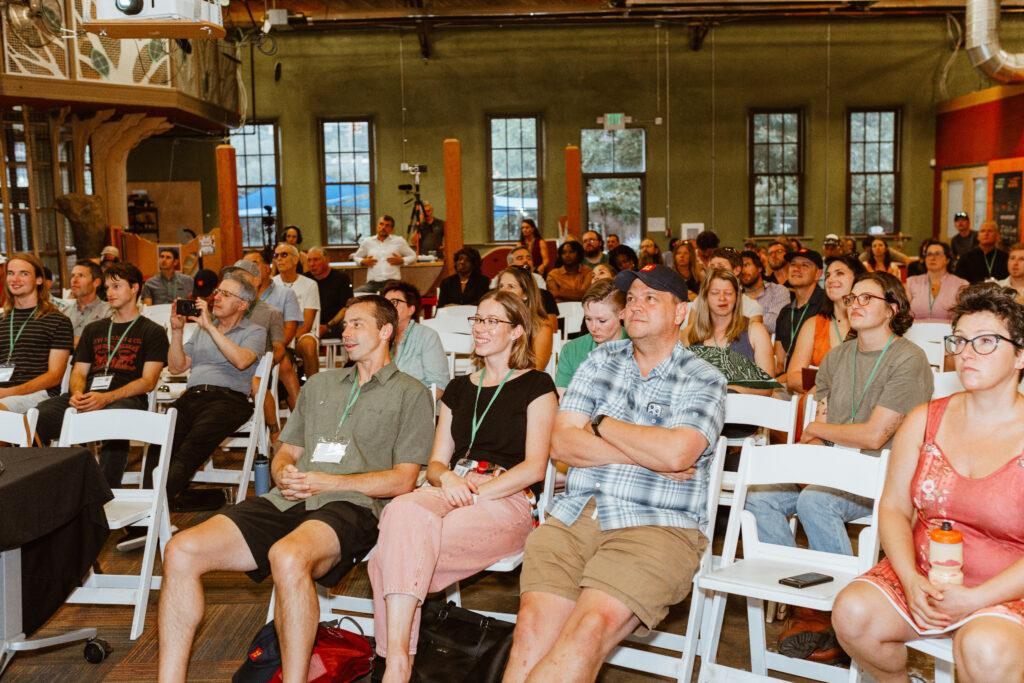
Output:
[0, 119, 14, 261]
[216, 144, 242, 266]
[21, 107, 42, 256]
[49, 108, 71, 286]
[565, 144, 582, 238]
[442, 138, 464, 278]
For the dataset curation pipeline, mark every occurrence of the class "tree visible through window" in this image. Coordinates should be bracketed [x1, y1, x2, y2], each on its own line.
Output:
[230, 123, 280, 248]
[582, 128, 645, 249]
[489, 117, 540, 242]
[321, 119, 373, 245]
[848, 109, 900, 235]
[750, 110, 802, 236]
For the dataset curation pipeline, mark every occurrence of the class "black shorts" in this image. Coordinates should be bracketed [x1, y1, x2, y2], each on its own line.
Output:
[219, 497, 379, 586]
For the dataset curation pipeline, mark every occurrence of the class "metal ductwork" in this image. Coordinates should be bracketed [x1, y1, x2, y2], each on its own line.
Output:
[966, 0, 1024, 83]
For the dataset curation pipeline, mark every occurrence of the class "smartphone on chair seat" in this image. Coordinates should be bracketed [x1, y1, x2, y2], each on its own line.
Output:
[779, 572, 833, 589]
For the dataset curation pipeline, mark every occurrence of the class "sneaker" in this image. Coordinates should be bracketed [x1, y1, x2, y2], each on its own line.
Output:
[115, 525, 178, 552]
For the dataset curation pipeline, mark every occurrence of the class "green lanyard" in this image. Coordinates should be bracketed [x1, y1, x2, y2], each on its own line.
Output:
[468, 367, 515, 455]
[787, 300, 811, 356]
[5, 306, 37, 364]
[336, 375, 363, 431]
[849, 334, 896, 423]
[831, 317, 843, 345]
[395, 321, 414, 365]
[104, 316, 140, 373]
[984, 249, 998, 277]
[927, 279, 938, 315]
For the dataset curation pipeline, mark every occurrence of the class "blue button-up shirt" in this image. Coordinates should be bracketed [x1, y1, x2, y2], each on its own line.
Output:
[549, 339, 726, 531]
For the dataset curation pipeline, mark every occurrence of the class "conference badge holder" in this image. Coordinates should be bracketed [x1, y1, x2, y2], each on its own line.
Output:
[312, 437, 349, 464]
[90, 374, 114, 391]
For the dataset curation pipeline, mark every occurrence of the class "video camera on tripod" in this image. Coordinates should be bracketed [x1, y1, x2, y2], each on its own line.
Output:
[398, 163, 427, 234]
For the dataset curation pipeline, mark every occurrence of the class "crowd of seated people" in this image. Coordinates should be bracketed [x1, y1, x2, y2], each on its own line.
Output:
[12, 221, 1024, 683]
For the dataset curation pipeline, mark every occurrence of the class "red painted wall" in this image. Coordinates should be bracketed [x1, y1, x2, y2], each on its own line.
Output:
[934, 92, 1024, 233]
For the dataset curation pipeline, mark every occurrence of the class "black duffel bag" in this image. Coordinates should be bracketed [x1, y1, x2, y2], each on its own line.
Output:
[412, 599, 514, 683]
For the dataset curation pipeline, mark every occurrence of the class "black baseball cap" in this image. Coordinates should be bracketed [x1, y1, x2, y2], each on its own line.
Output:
[614, 264, 689, 301]
[784, 248, 824, 270]
[193, 268, 219, 298]
[954, 211, 969, 220]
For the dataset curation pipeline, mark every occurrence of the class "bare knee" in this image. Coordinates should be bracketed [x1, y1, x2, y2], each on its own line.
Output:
[832, 584, 879, 643]
[955, 621, 1024, 680]
[164, 530, 211, 577]
[268, 539, 312, 583]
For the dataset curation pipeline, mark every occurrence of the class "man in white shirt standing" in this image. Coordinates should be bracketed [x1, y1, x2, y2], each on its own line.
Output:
[272, 243, 322, 379]
[352, 215, 416, 294]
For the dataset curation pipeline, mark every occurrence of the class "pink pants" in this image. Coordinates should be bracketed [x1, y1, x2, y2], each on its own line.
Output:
[367, 477, 534, 656]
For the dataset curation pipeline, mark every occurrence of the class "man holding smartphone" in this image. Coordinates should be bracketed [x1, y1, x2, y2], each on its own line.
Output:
[141, 270, 267, 515]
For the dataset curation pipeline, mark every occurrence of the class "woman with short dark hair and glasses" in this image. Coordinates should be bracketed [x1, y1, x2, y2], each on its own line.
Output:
[834, 282, 1024, 683]
[745, 271, 933, 663]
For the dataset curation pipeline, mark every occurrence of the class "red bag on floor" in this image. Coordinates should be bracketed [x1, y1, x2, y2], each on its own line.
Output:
[235, 617, 373, 683]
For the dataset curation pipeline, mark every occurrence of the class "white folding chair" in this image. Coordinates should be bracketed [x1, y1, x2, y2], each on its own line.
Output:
[421, 319, 474, 378]
[192, 352, 274, 503]
[140, 303, 172, 329]
[61, 408, 178, 640]
[0, 407, 37, 446]
[719, 394, 800, 506]
[905, 638, 954, 683]
[599, 437, 729, 681]
[557, 301, 584, 340]
[544, 332, 563, 381]
[904, 322, 951, 370]
[689, 439, 889, 683]
[430, 305, 476, 335]
[931, 371, 964, 400]
[59, 359, 72, 394]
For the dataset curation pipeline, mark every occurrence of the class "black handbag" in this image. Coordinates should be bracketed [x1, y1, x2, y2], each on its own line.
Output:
[413, 599, 515, 683]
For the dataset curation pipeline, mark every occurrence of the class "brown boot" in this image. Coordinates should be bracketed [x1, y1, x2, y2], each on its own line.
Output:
[777, 608, 832, 659]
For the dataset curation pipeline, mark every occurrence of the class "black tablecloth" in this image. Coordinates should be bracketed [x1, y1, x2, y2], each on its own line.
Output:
[0, 447, 112, 635]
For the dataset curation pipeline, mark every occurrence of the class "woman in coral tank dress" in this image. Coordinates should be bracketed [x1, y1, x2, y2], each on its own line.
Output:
[833, 282, 1024, 683]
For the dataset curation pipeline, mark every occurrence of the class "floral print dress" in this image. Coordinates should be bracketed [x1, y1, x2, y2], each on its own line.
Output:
[855, 394, 1024, 634]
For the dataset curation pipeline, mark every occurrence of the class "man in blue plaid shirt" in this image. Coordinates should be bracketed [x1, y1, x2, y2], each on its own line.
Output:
[505, 264, 726, 682]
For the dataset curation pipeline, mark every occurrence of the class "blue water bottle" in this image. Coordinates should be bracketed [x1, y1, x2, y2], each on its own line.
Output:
[254, 456, 270, 496]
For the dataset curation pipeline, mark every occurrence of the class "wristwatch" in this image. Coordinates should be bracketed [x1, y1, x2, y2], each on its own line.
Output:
[591, 414, 607, 439]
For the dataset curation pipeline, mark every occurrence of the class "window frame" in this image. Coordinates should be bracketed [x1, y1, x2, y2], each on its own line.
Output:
[748, 107, 805, 237]
[318, 116, 376, 247]
[230, 120, 283, 249]
[487, 114, 543, 243]
[845, 107, 902, 235]
[580, 127, 647, 249]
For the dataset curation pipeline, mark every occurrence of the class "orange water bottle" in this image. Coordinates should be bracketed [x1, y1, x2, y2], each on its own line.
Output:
[928, 521, 964, 586]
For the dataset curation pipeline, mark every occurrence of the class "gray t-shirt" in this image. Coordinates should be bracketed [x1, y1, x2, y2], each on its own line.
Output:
[142, 272, 194, 304]
[267, 363, 434, 515]
[816, 335, 933, 453]
[247, 300, 284, 354]
[183, 318, 267, 394]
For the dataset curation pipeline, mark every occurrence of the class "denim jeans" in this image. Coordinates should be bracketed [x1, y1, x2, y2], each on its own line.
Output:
[743, 484, 872, 556]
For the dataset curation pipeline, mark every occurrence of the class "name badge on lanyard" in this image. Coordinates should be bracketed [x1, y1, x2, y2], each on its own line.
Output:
[90, 374, 114, 391]
[312, 437, 348, 464]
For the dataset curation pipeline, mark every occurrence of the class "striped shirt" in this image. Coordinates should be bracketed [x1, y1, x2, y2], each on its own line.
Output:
[0, 306, 74, 395]
[550, 339, 726, 531]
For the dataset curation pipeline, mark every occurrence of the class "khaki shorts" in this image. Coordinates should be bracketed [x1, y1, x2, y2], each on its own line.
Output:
[520, 500, 707, 633]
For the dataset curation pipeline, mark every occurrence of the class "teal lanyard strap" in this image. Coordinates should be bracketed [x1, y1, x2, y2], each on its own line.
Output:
[336, 375, 363, 430]
[984, 249, 997, 277]
[787, 300, 811, 356]
[6, 306, 37, 363]
[831, 317, 842, 344]
[468, 367, 515, 455]
[104, 316, 140, 373]
[850, 334, 896, 422]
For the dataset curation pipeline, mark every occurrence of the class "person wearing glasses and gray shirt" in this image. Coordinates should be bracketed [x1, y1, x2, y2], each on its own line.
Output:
[141, 270, 268, 514]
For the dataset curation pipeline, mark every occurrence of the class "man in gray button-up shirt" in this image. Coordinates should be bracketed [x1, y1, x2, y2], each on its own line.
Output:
[61, 261, 110, 342]
[157, 294, 432, 683]
[142, 248, 194, 305]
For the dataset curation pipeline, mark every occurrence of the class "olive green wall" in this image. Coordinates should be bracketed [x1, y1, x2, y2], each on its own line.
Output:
[132, 16, 1024, 249]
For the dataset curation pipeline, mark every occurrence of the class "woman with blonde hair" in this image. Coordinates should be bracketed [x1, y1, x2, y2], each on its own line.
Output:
[672, 239, 701, 297]
[495, 266, 556, 371]
[683, 268, 774, 394]
[368, 289, 557, 682]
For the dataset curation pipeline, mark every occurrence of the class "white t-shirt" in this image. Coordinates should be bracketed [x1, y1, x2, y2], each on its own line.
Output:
[274, 274, 321, 339]
[351, 234, 416, 283]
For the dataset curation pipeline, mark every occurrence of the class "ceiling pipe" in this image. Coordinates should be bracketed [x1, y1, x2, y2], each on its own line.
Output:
[966, 0, 1024, 82]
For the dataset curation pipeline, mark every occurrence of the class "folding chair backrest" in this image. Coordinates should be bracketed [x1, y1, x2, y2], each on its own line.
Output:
[724, 394, 800, 444]
[431, 305, 475, 335]
[903, 321, 951, 348]
[802, 394, 818, 430]
[0, 408, 37, 446]
[725, 438, 890, 573]
[557, 301, 584, 339]
[141, 303, 172, 329]
[932, 371, 964, 399]
[60, 358, 72, 393]
[252, 352, 274, 407]
[702, 437, 729, 535]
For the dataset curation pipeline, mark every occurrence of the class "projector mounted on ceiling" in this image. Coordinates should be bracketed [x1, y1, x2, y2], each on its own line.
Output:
[83, 0, 226, 40]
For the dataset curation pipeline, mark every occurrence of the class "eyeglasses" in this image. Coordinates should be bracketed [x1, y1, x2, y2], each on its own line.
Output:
[385, 297, 408, 307]
[468, 316, 514, 330]
[213, 288, 247, 301]
[944, 334, 1021, 355]
[842, 292, 888, 308]
[272, 252, 291, 259]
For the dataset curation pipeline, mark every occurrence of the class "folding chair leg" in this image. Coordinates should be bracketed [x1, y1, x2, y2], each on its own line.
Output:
[444, 582, 462, 607]
[701, 592, 727, 668]
[266, 588, 276, 624]
[678, 586, 707, 683]
[130, 521, 161, 640]
[746, 597, 768, 675]
[934, 657, 955, 683]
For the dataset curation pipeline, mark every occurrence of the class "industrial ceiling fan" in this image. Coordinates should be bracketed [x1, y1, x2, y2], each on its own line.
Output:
[2, 0, 65, 48]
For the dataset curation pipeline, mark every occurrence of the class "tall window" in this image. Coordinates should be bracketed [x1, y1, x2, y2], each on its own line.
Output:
[581, 128, 646, 249]
[321, 119, 373, 245]
[229, 122, 281, 249]
[749, 110, 803, 236]
[489, 116, 541, 242]
[847, 109, 900, 234]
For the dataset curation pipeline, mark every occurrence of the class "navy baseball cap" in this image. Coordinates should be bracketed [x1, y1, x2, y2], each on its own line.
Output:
[784, 248, 824, 270]
[614, 264, 689, 301]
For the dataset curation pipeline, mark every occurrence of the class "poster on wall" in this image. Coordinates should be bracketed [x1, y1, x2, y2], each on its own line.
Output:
[992, 171, 1023, 246]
